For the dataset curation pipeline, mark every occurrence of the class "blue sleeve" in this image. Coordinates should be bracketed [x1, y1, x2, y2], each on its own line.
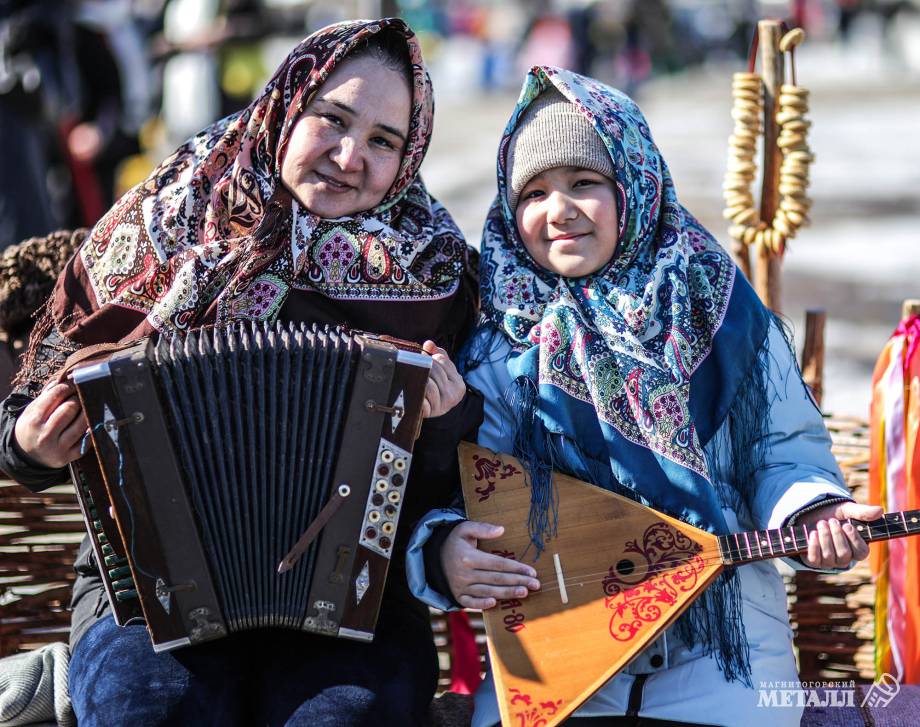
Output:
[406, 507, 466, 610]
[464, 329, 516, 455]
[747, 322, 854, 572]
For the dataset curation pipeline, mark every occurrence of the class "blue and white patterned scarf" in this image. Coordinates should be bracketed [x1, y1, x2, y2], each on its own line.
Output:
[478, 67, 772, 683]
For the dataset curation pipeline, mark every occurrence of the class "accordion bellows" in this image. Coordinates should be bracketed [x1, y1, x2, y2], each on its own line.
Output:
[70, 322, 431, 652]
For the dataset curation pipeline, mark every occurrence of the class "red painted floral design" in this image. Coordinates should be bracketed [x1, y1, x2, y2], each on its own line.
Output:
[508, 688, 564, 727]
[471, 454, 521, 502]
[602, 522, 705, 642]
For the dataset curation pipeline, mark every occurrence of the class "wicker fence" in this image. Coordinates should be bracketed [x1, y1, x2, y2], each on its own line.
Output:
[1, 414, 879, 685]
[0, 483, 82, 653]
[788, 414, 877, 682]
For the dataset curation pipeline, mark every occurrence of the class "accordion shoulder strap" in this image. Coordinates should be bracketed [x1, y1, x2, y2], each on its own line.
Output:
[51, 338, 145, 386]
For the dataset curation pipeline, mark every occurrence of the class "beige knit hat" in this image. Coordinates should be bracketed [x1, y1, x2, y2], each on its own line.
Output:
[506, 88, 615, 210]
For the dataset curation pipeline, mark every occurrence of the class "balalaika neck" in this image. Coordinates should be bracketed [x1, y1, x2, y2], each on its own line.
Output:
[718, 509, 920, 566]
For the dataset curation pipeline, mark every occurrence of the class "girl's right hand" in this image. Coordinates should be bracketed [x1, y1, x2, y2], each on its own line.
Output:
[440, 520, 541, 610]
[13, 383, 86, 468]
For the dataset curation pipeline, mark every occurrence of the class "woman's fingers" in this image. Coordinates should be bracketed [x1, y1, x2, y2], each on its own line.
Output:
[454, 569, 541, 610]
[463, 567, 539, 590]
[843, 521, 870, 561]
[422, 377, 440, 418]
[827, 519, 853, 567]
[458, 594, 499, 610]
[455, 520, 505, 541]
[426, 364, 449, 412]
[32, 383, 76, 422]
[59, 411, 89, 452]
[429, 345, 464, 389]
[453, 521, 537, 575]
[464, 581, 533, 601]
[805, 530, 820, 566]
[816, 521, 836, 565]
[63, 441, 85, 465]
[420, 340, 465, 418]
[833, 502, 884, 522]
[43, 396, 82, 437]
[463, 550, 537, 579]
[443, 520, 542, 607]
[428, 357, 451, 391]
[796, 501, 884, 568]
[14, 389, 86, 468]
[806, 519, 856, 568]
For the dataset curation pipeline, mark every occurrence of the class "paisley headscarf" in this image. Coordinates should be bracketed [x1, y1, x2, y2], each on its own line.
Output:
[43, 18, 469, 347]
[478, 67, 772, 683]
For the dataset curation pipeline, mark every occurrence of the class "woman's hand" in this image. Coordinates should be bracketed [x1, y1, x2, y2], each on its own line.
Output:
[440, 520, 541, 609]
[13, 383, 86, 469]
[795, 501, 884, 569]
[421, 340, 465, 419]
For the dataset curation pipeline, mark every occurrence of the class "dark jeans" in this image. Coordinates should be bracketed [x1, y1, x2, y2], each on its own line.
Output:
[69, 603, 438, 726]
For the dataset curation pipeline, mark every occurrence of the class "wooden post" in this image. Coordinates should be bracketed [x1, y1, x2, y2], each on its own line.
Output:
[902, 298, 920, 321]
[733, 240, 752, 282]
[755, 20, 784, 312]
[801, 309, 826, 407]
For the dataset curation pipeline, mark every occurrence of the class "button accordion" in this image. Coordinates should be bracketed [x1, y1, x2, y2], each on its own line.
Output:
[68, 322, 431, 652]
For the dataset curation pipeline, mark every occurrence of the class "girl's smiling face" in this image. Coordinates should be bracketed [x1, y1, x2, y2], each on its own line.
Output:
[514, 166, 619, 278]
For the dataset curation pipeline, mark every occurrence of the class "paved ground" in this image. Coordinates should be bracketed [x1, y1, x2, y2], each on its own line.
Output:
[421, 38, 920, 419]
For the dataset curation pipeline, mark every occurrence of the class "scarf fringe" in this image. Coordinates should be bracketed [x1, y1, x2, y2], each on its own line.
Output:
[507, 375, 560, 558]
[504, 317, 784, 685]
[675, 568, 753, 686]
[677, 319, 776, 686]
[458, 318, 498, 376]
[13, 297, 56, 392]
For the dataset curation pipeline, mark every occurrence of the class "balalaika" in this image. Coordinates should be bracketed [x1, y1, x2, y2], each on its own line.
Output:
[68, 322, 431, 652]
[458, 442, 920, 727]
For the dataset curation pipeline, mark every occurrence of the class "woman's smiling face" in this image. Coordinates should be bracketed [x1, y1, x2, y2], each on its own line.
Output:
[515, 166, 619, 278]
[280, 54, 411, 218]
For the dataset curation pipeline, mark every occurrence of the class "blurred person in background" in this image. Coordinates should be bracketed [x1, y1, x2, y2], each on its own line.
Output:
[0, 0, 59, 245]
[516, 2, 577, 77]
[836, 0, 866, 42]
[0, 0, 157, 246]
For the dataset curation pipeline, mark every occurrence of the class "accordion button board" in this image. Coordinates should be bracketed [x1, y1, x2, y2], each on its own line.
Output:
[70, 322, 431, 652]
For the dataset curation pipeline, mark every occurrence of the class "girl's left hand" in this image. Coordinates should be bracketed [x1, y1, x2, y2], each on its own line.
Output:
[795, 501, 883, 569]
[420, 340, 465, 419]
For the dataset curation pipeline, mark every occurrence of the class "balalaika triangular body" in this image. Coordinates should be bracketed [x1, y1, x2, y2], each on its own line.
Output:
[459, 442, 724, 727]
[458, 442, 920, 727]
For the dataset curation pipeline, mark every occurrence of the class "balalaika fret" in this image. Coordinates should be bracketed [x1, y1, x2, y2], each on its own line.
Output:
[457, 443, 917, 727]
[717, 509, 920, 565]
[69, 322, 431, 652]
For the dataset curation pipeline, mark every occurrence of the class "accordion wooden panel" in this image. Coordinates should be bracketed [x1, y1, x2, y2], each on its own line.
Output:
[69, 322, 430, 652]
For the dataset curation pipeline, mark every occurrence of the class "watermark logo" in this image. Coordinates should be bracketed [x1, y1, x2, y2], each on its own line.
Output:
[861, 673, 900, 709]
[757, 681, 856, 708]
[757, 674, 902, 709]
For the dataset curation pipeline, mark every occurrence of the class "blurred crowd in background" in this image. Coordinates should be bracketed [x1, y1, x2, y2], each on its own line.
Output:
[1, 0, 919, 250]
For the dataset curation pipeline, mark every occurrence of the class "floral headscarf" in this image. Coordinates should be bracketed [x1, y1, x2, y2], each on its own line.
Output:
[47, 18, 469, 345]
[478, 67, 772, 683]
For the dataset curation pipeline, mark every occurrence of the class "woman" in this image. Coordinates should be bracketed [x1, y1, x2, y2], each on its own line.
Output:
[407, 68, 880, 726]
[1, 19, 480, 727]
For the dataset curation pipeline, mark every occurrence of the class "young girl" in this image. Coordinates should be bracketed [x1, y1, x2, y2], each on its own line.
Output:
[407, 68, 881, 726]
